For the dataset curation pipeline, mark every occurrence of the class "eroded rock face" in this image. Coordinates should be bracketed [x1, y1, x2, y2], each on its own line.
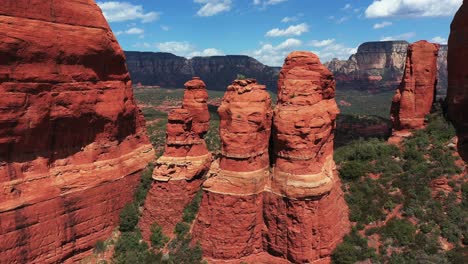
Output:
[390, 41, 440, 139]
[265, 51, 350, 263]
[192, 79, 272, 260]
[0, 0, 154, 262]
[139, 78, 211, 239]
[447, 0, 468, 161]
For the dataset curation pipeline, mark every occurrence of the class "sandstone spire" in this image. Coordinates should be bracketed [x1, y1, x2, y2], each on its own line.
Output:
[390, 40, 440, 142]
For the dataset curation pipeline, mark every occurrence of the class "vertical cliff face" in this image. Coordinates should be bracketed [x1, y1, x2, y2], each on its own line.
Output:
[448, 0, 468, 160]
[265, 51, 350, 263]
[139, 78, 211, 239]
[0, 0, 155, 262]
[390, 41, 440, 141]
[192, 79, 272, 260]
[325, 41, 448, 93]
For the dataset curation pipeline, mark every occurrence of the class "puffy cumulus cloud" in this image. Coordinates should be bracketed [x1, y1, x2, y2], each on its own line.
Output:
[155, 41, 224, 58]
[281, 16, 297, 23]
[314, 42, 357, 62]
[309, 39, 336, 47]
[431, 36, 448, 44]
[195, 0, 232, 17]
[266, 23, 309, 37]
[97, 2, 160, 23]
[246, 38, 302, 66]
[380, 32, 416, 41]
[189, 48, 225, 57]
[365, 0, 462, 18]
[373, 21, 393, 29]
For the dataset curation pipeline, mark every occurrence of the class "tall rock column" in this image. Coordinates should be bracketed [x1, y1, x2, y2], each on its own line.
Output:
[0, 0, 155, 262]
[139, 78, 211, 239]
[192, 79, 272, 260]
[390, 40, 440, 142]
[447, 1, 468, 160]
[264, 51, 350, 263]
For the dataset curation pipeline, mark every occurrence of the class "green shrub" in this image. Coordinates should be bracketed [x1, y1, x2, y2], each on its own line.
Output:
[182, 190, 203, 223]
[94, 240, 106, 254]
[150, 223, 169, 249]
[119, 203, 139, 232]
[380, 218, 416, 247]
[332, 228, 376, 264]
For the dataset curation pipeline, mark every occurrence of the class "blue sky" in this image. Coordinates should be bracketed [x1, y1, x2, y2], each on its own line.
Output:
[97, 0, 462, 66]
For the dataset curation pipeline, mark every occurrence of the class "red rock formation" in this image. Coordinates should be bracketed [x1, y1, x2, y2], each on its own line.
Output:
[390, 41, 440, 141]
[265, 51, 350, 263]
[0, 0, 154, 262]
[139, 78, 211, 239]
[447, 1, 468, 161]
[193, 79, 272, 260]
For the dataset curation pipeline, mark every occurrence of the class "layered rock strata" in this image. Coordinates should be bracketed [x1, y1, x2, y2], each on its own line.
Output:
[264, 51, 350, 263]
[447, 0, 468, 161]
[192, 79, 273, 260]
[139, 78, 211, 238]
[390, 41, 440, 141]
[0, 0, 154, 262]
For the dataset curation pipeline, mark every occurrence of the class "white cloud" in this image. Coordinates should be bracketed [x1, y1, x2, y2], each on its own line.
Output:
[281, 16, 297, 23]
[373, 21, 393, 29]
[316, 42, 358, 61]
[365, 0, 462, 18]
[246, 38, 302, 66]
[125, 27, 144, 35]
[254, 0, 288, 5]
[190, 48, 225, 57]
[431, 36, 448, 44]
[155, 41, 224, 58]
[194, 0, 232, 16]
[309, 39, 336, 47]
[266, 23, 309, 37]
[97, 2, 160, 23]
[380, 32, 416, 41]
[160, 25, 170, 31]
[342, 4, 352, 10]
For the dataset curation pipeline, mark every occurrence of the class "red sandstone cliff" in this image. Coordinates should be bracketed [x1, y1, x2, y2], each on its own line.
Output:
[264, 51, 350, 263]
[139, 78, 211, 239]
[0, 0, 155, 262]
[390, 40, 440, 141]
[447, 0, 468, 161]
[192, 79, 272, 260]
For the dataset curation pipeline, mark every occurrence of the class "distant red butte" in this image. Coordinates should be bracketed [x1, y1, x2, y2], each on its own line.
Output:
[0, 0, 154, 262]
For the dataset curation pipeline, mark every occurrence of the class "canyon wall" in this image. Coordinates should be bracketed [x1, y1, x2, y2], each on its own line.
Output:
[447, 0, 468, 160]
[326, 41, 448, 94]
[0, 0, 154, 262]
[125, 52, 280, 91]
[389, 41, 439, 141]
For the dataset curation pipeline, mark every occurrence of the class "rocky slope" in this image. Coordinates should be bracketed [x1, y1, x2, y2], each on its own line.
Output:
[125, 52, 280, 90]
[0, 0, 154, 262]
[325, 41, 448, 94]
[447, 0, 468, 161]
[390, 41, 440, 142]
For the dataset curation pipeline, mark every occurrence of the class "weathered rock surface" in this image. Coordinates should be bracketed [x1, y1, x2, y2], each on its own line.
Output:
[447, 0, 468, 161]
[193, 79, 272, 260]
[125, 52, 280, 91]
[325, 41, 448, 94]
[0, 0, 154, 262]
[139, 78, 211, 239]
[390, 41, 440, 139]
[265, 51, 350, 263]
